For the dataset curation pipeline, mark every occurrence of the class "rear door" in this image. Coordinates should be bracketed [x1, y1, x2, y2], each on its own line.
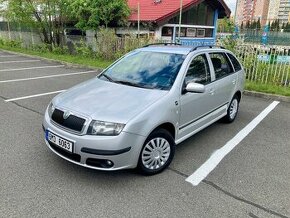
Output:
[208, 52, 237, 107]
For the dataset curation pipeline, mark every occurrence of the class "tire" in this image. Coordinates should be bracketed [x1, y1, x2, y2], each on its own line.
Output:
[138, 129, 175, 175]
[223, 95, 240, 123]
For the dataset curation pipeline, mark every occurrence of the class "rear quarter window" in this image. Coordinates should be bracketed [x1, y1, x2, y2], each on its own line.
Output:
[227, 53, 242, 72]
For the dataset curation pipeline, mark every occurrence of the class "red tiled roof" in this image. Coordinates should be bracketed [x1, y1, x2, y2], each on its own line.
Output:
[128, 0, 230, 23]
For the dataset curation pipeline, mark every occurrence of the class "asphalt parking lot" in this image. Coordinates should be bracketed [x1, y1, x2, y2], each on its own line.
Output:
[0, 50, 289, 218]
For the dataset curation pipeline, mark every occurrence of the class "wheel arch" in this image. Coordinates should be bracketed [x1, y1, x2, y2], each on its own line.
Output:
[234, 90, 242, 102]
[150, 122, 176, 140]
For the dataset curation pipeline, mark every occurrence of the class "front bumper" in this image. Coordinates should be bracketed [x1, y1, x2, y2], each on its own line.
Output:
[43, 112, 146, 171]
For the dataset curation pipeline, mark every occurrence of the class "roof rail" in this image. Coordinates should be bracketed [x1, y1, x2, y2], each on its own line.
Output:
[188, 45, 226, 53]
[189, 45, 213, 52]
[143, 42, 182, 47]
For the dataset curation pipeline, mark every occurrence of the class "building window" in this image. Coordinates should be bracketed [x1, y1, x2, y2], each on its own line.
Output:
[186, 28, 196, 37]
[175, 27, 187, 37]
[196, 29, 205, 37]
[161, 27, 173, 37]
[162, 26, 213, 38]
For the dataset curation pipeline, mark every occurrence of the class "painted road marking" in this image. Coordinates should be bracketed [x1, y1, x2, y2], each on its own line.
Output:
[0, 70, 97, 83]
[185, 101, 280, 186]
[0, 55, 20, 58]
[0, 60, 41, 64]
[0, 65, 65, 72]
[5, 90, 66, 102]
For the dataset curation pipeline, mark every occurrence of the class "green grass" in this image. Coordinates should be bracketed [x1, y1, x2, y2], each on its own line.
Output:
[0, 45, 112, 69]
[245, 81, 290, 97]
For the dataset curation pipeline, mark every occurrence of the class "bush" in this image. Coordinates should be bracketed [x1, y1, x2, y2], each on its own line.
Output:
[95, 27, 153, 60]
[75, 40, 95, 58]
[52, 46, 69, 55]
[0, 38, 22, 48]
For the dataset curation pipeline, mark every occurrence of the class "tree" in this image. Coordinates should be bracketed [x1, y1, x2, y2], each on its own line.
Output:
[246, 20, 250, 29]
[271, 19, 280, 31]
[68, 0, 130, 30]
[276, 19, 280, 31]
[270, 20, 277, 31]
[0, 0, 70, 47]
[284, 22, 290, 32]
[240, 21, 244, 31]
[251, 20, 257, 29]
[256, 18, 261, 30]
[217, 18, 235, 33]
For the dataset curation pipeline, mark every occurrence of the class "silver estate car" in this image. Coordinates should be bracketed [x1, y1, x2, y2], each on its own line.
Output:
[43, 44, 245, 175]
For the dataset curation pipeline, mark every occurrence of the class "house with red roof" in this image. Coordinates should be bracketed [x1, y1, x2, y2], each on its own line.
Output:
[117, 0, 231, 46]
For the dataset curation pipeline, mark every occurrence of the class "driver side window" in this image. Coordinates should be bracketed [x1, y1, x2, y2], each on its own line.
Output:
[184, 54, 211, 85]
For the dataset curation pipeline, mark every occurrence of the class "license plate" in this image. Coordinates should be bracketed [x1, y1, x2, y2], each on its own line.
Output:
[46, 131, 73, 153]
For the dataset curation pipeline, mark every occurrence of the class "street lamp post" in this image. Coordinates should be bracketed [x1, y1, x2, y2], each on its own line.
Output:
[178, 0, 183, 42]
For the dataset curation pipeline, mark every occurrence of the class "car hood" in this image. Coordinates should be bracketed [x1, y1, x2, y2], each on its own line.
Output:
[53, 78, 168, 124]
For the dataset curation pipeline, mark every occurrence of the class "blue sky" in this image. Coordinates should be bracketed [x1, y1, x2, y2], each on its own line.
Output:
[224, 0, 237, 15]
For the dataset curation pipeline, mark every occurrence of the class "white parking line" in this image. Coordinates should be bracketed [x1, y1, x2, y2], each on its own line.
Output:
[0, 70, 97, 83]
[5, 90, 66, 102]
[0, 60, 41, 64]
[185, 101, 280, 186]
[0, 55, 20, 58]
[0, 65, 65, 72]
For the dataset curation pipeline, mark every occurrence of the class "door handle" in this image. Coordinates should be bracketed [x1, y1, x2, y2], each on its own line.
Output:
[209, 88, 215, 95]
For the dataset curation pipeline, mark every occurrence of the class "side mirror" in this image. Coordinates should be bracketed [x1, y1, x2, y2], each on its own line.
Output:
[185, 82, 205, 93]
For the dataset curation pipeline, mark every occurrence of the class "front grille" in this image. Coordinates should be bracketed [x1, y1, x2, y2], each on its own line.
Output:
[48, 141, 81, 162]
[51, 108, 85, 132]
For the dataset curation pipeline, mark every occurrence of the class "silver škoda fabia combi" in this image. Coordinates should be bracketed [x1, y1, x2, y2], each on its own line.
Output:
[43, 44, 245, 175]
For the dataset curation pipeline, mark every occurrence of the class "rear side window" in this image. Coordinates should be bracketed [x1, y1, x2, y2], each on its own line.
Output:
[227, 53, 242, 72]
[209, 53, 234, 80]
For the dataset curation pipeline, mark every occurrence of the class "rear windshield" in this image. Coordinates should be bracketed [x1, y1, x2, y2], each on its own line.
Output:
[99, 51, 185, 90]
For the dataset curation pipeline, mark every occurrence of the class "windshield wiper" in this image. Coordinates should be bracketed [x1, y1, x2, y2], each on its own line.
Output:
[114, 80, 151, 89]
[100, 74, 115, 82]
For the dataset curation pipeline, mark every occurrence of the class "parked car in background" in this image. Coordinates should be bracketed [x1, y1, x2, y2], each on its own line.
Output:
[43, 44, 245, 175]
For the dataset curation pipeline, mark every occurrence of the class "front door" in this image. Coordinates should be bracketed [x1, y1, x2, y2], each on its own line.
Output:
[178, 54, 215, 140]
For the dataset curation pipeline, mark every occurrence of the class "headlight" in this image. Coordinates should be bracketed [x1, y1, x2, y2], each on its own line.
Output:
[47, 102, 55, 117]
[87, 120, 125, 136]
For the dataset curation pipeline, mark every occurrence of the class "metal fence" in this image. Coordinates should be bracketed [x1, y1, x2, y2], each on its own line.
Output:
[241, 30, 290, 46]
[233, 44, 290, 87]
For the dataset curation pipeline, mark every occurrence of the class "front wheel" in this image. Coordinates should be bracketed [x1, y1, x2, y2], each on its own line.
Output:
[138, 129, 175, 175]
[223, 95, 240, 123]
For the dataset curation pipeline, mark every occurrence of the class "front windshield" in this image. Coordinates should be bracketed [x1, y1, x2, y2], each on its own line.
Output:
[99, 51, 185, 90]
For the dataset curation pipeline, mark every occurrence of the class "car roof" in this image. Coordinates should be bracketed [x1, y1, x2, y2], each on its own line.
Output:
[138, 45, 228, 55]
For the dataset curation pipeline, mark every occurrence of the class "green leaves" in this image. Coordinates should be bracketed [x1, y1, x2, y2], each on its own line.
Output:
[217, 18, 235, 33]
[68, 0, 130, 30]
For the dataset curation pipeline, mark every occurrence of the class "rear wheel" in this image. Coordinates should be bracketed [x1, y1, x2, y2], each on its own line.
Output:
[138, 129, 175, 175]
[223, 95, 239, 123]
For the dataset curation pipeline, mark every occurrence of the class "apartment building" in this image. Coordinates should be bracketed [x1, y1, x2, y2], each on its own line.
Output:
[253, 0, 270, 26]
[267, 0, 281, 21]
[236, 0, 290, 26]
[236, 0, 270, 26]
[236, 0, 255, 25]
[278, 0, 290, 23]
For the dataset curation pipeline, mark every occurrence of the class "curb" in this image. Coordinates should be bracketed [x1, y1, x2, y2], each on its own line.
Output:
[244, 90, 290, 103]
[0, 48, 101, 71]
